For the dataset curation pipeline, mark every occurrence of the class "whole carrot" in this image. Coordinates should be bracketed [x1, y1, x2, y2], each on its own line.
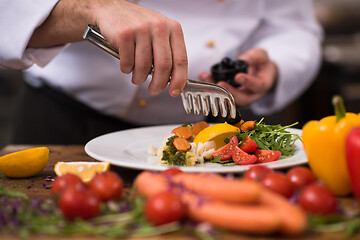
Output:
[172, 172, 261, 204]
[135, 171, 281, 235]
[259, 189, 307, 236]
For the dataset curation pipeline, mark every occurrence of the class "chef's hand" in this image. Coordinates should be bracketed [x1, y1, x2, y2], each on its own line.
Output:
[28, 0, 188, 97]
[199, 48, 278, 106]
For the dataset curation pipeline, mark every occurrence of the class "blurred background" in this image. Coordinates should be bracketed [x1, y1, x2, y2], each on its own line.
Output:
[1, 0, 360, 149]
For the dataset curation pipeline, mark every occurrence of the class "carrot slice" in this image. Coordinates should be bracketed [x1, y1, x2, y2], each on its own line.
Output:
[240, 120, 256, 132]
[173, 137, 191, 152]
[171, 126, 193, 139]
[191, 121, 210, 136]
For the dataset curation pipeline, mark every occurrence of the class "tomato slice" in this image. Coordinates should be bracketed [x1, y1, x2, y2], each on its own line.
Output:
[239, 136, 258, 152]
[255, 149, 281, 163]
[211, 135, 239, 161]
[232, 146, 258, 165]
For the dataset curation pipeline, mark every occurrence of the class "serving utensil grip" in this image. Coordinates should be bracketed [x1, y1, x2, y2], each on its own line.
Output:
[83, 25, 120, 59]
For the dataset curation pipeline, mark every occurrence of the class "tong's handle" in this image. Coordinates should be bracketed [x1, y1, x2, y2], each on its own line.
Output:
[83, 25, 120, 59]
[83, 25, 157, 76]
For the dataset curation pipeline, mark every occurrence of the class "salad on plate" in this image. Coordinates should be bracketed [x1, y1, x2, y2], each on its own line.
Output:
[148, 118, 301, 167]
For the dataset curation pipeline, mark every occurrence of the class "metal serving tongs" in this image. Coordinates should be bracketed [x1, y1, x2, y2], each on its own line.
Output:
[83, 25, 237, 119]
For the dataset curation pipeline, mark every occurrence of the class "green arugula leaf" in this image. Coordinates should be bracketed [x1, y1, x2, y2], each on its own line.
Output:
[237, 118, 301, 157]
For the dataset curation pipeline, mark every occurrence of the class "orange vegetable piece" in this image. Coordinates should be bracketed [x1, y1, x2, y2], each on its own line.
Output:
[171, 126, 193, 139]
[240, 120, 256, 132]
[191, 121, 210, 136]
[173, 137, 191, 152]
[233, 120, 244, 129]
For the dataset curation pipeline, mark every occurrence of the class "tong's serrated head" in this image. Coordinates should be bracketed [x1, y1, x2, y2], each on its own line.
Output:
[180, 80, 237, 119]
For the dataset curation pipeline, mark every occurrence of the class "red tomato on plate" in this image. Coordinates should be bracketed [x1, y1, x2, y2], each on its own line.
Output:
[255, 149, 281, 163]
[232, 146, 258, 165]
[212, 135, 239, 161]
[239, 136, 258, 152]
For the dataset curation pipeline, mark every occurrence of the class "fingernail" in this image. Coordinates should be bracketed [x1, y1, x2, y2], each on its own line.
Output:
[171, 89, 181, 96]
[149, 90, 160, 96]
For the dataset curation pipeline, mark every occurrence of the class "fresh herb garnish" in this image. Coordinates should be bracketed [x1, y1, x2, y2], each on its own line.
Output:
[0, 185, 28, 198]
[236, 118, 301, 157]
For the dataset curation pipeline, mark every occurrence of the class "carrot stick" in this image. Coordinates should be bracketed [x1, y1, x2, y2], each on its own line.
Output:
[172, 172, 261, 204]
[173, 137, 191, 152]
[259, 189, 307, 236]
[171, 126, 193, 139]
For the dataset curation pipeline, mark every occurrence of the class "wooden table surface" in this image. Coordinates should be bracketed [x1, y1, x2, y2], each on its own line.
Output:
[0, 145, 358, 240]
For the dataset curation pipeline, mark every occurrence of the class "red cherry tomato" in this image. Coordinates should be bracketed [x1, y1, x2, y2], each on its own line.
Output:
[88, 171, 123, 202]
[232, 146, 258, 165]
[51, 173, 85, 195]
[260, 172, 294, 198]
[162, 168, 183, 177]
[239, 136, 258, 152]
[286, 166, 316, 191]
[298, 183, 337, 215]
[212, 135, 239, 161]
[145, 191, 185, 226]
[255, 149, 281, 163]
[59, 185, 100, 220]
[244, 165, 272, 181]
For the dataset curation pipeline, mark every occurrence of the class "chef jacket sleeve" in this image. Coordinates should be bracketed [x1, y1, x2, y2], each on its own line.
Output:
[242, 0, 323, 115]
[0, 0, 64, 70]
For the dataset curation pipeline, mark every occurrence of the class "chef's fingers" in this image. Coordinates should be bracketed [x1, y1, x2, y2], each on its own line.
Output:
[167, 21, 188, 97]
[234, 73, 272, 94]
[132, 29, 153, 85]
[198, 72, 214, 83]
[117, 30, 135, 74]
[239, 48, 269, 66]
[148, 21, 174, 96]
[217, 81, 260, 107]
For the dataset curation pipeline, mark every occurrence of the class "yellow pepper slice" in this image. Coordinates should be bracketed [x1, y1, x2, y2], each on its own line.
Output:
[302, 96, 360, 196]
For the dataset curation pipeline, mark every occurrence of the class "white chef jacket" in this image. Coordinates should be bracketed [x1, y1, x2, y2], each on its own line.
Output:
[0, 0, 322, 125]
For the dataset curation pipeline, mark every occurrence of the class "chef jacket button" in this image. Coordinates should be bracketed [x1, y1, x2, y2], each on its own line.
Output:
[138, 99, 147, 108]
[207, 40, 215, 48]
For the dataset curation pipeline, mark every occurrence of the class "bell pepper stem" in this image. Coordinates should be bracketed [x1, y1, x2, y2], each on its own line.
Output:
[332, 95, 346, 123]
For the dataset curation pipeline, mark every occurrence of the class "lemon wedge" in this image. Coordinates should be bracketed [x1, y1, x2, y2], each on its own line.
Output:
[54, 161, 110, 183]
[0, 147, 49, 178]
[193, 123, 239, 149]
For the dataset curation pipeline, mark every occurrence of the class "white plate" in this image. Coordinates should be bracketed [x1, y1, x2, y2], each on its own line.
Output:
[85, 124, 307, 173]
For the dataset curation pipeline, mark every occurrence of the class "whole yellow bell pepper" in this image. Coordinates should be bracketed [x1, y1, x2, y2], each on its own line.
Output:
[302, 95, 360, 196]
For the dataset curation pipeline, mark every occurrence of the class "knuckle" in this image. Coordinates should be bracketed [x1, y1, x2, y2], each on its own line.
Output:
[117, 27, 134, 41]
[156, 57, 172, 71]
[169, 19, 182, 32]
[152, 18, 168, 35]
[173, 56, 188, 69]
